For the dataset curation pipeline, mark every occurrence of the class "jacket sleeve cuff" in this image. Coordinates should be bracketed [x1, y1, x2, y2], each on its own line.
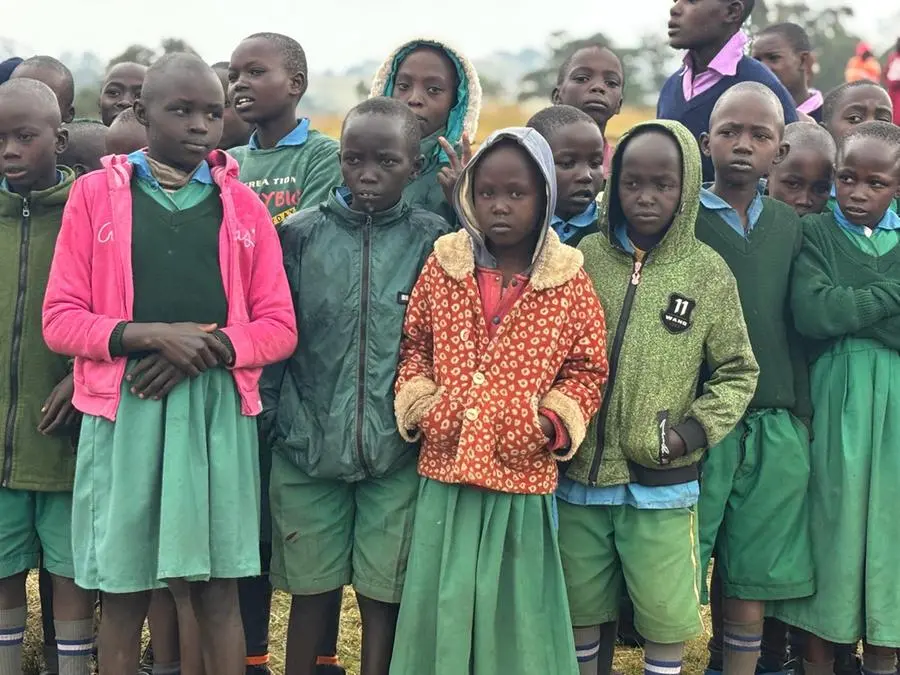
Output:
[213, 329, 237, 366]
[539, 409, 570, 454]
[671, 417, 707, 454]
[394, 376, 440, 442]
[108, 321, 129, 358]
[538, 389, 586, 462]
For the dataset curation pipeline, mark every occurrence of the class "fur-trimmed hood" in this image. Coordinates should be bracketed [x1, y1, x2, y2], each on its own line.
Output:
[370, 38, 482, 162]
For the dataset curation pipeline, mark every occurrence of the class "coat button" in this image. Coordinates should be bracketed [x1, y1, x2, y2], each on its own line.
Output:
[465, 408, 479, 421]
[472, 372, 485, 385]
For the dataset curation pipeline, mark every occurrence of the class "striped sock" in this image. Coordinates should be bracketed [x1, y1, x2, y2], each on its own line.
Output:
[152, 662, 181, 675]
[574, 626, 602, 675]
[862, 652, 896, 675]
[644, 640, 684, 675]
[0, 606, 26, 675]
[55, 619, 94, 675]
[723, 619, 763, 675]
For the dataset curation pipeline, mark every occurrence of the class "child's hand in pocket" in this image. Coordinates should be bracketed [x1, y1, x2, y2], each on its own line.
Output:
[127, 354, 186, 401]
[664, 428, 687, 462]
[538, 413, 556, 445]
[39, 373, 77, 435]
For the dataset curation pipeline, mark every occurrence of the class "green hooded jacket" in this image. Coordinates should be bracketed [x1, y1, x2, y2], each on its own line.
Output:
[370, 39, 483, 224]
[261, 190, 453, 482]
[0, 168, 77, 491]
[568, 121, 759, 488]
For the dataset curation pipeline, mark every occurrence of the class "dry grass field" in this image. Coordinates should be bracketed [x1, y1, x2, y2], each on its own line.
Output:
[310, 102, 656, 148]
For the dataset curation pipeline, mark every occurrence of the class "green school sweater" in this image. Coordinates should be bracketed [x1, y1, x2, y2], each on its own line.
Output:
[791, 212, 900, 357]
[0, 169, 77, 491]
[695, 198, 811, 420]
[570, 121, 759, 488]
[229, 129, 341, 227]
[130, 184, 227, 327]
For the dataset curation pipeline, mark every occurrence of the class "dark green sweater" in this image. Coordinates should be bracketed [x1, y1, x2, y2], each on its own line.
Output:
[791, 212, 900, 357]
[130, 184, 227, 327]
[696, 198, 810, 417]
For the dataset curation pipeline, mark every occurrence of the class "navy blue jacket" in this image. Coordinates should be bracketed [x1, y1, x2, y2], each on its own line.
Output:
[657, 56, 798, 182]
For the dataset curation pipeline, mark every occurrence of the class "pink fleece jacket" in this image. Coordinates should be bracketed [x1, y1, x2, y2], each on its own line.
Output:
[42, 150, 298, 421]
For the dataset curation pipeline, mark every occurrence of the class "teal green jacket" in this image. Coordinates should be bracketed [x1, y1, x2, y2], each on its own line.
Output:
[0, 168, 77, 491]
[261, 190, 453, 481]
[569, 120, 759, 488]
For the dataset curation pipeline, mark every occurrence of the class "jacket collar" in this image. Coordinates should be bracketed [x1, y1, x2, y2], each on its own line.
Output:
[102, 149, 239, 191]
[322, 187, 410, 227]
[433, 228, 583, 291]
[0, 166, 75, 217]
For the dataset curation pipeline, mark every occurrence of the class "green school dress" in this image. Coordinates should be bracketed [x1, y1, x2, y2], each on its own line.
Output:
[388, 478, 579, 675]
[72, 171, 261, 593]
[773, 225, 900, 646]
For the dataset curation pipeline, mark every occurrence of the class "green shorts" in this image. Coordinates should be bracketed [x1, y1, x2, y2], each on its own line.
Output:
[557, 500, 703, 644]
[698, 409, 814, 602]
[269, 452, 417, 604]
[0, 488, 74, 580]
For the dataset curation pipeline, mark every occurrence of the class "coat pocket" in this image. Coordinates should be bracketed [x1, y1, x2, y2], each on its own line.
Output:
[420, 388, 463, 449]
[495, 398, 550, 472]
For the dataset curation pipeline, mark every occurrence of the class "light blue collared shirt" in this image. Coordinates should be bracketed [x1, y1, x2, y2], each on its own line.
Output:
[700, 186, 764, 238]
[551, 201, 598, 244]
[247, 118, 310, 150]
[127, 150, 213, 187]
[834, 202, 900, 237]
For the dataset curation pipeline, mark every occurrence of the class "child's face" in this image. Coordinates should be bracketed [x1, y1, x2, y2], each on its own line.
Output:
[473, 144, 544, 253]
[768, 147, 833, 216]
[835, 137, 900, 228]
[214, 67, 253, 150]
[10, 63, 74, 123]
[552, 48, 624, 129]
[100, 63, 146, 127]
[229, 38, 304, 125]
[751, 33, 806, 97]
[340, 114, 419, 214]
[617, 131, 683, 242]
[134, 68, 224, 173]
[702, 94, 786, 186]
[0, 97, 66, 193]
[548, 121, 605, 221]
[668, 0, 739, 51]
[392, 47, 458, 139]
[826, 86, 893, 140]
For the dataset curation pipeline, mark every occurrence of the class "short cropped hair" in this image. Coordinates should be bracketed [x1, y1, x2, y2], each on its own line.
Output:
[822, 80, 889, 124]
[757, 22, 812, 53]
[711, 81, 785, 129]
[141, 52, 218, 104]
[783, 122, 836, 162]
[0, 77, 62, 125]
[12, 55, 74, 109]
[60, 119, 108, 171]
[527, 105, 597, 141]
[840, 120, 900, 164]
[245, 32, 307, 76]
[555, 45, 624, 88]
[342, 96, 422, 157]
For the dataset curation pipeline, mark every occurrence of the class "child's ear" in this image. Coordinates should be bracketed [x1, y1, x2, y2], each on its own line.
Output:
[699, 132, 711, 157]
[133, 100, 150, 128]
[773, 140, 790, 166]
[725, 0, 744, 25]
[551, 88, 561, 105]
[55, 126, 69, 157]
[64, 105, 75, 125]
[290, 71, 308, 100]
[409, 154, 425, 183]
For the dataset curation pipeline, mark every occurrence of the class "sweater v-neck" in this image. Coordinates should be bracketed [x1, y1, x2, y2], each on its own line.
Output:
[829, 219, 900, 270]
[698, 204, 774, 255]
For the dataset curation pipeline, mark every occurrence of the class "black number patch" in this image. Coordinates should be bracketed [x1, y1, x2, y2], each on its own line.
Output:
[661, 294, 695, 334]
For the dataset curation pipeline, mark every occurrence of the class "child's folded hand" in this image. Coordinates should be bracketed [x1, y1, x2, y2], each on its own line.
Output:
[126, 354, 187, 401]
[148, 322, 232, 377]
[38, 373, 78, 435]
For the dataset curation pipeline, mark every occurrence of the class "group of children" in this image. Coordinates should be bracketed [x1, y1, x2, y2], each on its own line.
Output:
[1, 0, 899, 674]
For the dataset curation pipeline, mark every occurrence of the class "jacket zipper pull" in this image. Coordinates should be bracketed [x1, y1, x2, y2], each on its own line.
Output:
[630, 259, 643, 285]
[22, 198, 30, 219]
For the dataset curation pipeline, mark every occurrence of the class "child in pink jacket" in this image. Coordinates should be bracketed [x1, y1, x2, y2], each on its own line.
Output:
[41, 53, 297, 675]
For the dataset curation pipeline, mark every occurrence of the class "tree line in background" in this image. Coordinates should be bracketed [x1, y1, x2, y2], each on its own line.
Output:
[72, 1, 887, 118]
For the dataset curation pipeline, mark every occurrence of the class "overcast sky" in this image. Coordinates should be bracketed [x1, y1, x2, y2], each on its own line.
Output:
[12, 0, 900, 72]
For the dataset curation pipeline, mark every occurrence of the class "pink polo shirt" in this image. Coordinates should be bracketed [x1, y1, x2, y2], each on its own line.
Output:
[797, 89, 823, 115]
[681, 31, 748, 101]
